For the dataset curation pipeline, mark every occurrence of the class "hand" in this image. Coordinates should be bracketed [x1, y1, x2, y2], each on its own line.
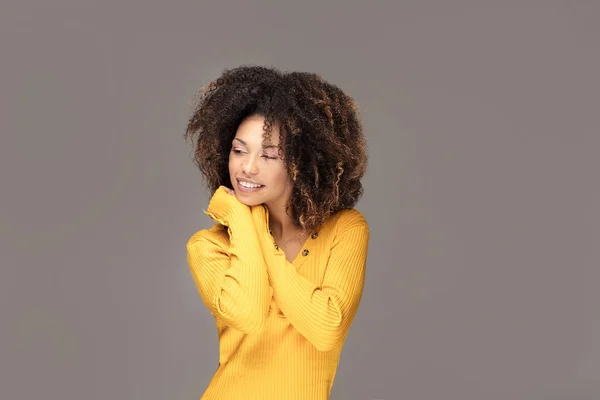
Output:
[204, 185, 249, 226]
[222, 186, 236, 196]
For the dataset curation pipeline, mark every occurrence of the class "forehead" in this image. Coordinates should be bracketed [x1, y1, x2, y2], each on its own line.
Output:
[234, 115, 281, 148]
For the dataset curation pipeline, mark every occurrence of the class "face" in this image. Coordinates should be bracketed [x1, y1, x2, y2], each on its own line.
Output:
[228, 115, 293, 209]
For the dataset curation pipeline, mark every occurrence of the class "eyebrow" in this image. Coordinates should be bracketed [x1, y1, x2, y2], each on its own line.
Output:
[233, 137, 278, 149]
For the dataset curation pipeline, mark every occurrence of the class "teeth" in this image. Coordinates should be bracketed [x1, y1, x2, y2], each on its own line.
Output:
[239, 181, 262, 188]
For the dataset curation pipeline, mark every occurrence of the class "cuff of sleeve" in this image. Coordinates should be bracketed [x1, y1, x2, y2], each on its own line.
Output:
[204, 187, 252, 225]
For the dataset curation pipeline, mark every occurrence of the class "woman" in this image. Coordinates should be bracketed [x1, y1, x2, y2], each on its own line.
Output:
[184, 65, 370, 400]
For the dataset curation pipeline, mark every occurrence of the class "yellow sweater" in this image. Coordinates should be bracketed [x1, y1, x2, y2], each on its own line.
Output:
[186, 187, 370, 399]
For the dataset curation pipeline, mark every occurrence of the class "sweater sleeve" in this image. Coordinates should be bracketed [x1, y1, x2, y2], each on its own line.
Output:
[253, 209, 370, 351]
[186, 195, 270, 334]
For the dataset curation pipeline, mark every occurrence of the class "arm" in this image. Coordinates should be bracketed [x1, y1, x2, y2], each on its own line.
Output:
[186, 187, 270, 334]
[252, 207, 370, 351]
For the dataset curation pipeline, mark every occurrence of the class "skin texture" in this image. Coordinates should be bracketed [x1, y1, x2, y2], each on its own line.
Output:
[227, 116, 292, 210]
[184, 65, 368, 234]
[227, 115, 298, 238]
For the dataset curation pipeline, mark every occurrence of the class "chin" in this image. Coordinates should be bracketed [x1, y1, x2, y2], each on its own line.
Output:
[233, 192, 263, 207]
[236, 198, 257, 206]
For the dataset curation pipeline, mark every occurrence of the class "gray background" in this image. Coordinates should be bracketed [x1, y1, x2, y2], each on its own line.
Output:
[1, 1, 599, 399]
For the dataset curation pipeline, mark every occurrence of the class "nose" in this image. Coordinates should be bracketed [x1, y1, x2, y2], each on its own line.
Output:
[241, 155, 259, 175]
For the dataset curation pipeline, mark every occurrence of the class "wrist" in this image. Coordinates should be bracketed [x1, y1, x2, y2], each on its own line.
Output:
[205, 186, 250, 225]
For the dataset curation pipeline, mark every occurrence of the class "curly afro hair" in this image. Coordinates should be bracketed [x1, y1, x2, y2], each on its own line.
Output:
[184, 65, 367, 232]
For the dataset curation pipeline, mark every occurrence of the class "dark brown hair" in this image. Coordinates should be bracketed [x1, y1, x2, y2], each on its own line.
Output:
[184, 65, 367, 232]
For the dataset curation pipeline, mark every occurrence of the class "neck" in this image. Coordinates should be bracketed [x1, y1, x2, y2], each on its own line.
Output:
[266, 204, 304, 240]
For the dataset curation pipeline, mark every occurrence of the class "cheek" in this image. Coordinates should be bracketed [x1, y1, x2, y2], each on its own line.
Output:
[261, 168, 285, 188]
[228, 158, 237, 182]
[275, 169, 293, 188]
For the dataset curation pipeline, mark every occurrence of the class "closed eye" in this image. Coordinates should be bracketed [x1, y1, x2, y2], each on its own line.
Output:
[232, 148, 277, 159]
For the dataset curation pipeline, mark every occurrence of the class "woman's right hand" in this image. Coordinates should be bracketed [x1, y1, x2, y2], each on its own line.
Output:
[222, 186, 236, 196]
[204, 185, 248, 226]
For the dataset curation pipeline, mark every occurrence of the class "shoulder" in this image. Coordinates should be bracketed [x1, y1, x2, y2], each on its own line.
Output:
[327, 208, 369, 235]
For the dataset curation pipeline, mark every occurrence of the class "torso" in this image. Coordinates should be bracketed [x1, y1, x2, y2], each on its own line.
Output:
[275, 231, 311, 263]
[280, 242, 302, 264]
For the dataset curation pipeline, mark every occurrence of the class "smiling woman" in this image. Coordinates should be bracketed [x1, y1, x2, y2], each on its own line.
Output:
[228, 115, 293, 212]
[183, 65, 370, 400]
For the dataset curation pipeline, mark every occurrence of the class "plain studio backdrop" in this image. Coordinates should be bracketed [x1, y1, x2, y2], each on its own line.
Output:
[1, 1, 599, 399]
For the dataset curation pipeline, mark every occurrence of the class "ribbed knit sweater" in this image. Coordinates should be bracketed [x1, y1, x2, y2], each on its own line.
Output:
[186, 187, 370, 399]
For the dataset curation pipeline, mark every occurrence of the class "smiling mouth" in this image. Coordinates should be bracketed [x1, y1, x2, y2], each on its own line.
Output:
[237, 179, 265, 189]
